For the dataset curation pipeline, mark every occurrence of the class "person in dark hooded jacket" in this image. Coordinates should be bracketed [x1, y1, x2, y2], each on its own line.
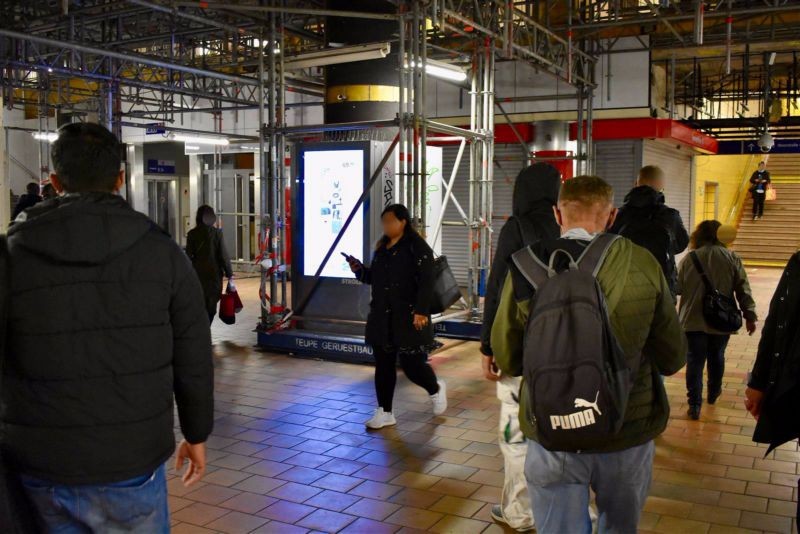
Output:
[479, 162, 561, 532]
[186, 204, 234, 323]
[609, 165, 690, 297]
[10, 182, 42, 222]
[1, 123, 213, 532]
[746, 252, 800, 456]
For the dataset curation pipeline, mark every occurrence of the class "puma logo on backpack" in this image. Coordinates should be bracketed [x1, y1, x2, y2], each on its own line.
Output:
[511, 233, 635, 452]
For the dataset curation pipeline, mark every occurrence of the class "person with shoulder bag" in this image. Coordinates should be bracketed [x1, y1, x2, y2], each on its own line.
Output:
[677, 220, 757, 420]
[347, 204, 447, 430]
[186, 205, 235, 324]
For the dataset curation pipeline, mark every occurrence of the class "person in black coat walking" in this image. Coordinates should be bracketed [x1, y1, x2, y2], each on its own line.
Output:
[749, 161, 771, 221]
[478, 162, 561, 531]
[10, 182, 42, 222]
[609, 165, 690, 298]
[348, 204, 447, 429]
[186, 205, 234, 323]
[2, 123, 213, 532]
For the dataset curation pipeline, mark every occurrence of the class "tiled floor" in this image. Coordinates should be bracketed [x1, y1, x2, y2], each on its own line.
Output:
[168, 267, 797, 534]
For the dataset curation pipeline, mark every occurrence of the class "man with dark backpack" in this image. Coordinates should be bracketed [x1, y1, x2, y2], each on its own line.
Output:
[492, 176, 686, 533]
[609, 165, 689, 299]
[479, 163, 560, 531]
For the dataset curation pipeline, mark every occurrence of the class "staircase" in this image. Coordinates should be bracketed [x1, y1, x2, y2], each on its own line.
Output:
[733, 181, 800, 266]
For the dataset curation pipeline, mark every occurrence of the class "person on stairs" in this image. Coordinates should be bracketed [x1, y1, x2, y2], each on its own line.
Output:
[479, 162, 561, 532]
[348, 204, 447, 429]
[750, 161, 771, 221]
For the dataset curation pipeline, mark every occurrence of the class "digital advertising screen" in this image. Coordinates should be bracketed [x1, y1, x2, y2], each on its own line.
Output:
[302, 149, 365, 278]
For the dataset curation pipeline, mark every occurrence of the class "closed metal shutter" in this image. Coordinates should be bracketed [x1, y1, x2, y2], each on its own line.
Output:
[642, 140, 694, 231]
[441, 144, 527, 285]
[593, 140, 641, 207]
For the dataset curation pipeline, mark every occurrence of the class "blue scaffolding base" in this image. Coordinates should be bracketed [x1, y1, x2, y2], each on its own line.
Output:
[434, 318, 482, 341]
[257, 329, 375, 365]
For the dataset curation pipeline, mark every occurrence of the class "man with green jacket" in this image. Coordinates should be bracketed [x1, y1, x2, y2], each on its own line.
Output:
[491, 175, 686, 534]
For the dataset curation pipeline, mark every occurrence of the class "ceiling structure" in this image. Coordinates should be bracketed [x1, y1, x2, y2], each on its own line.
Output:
[1, 0, 799, 141]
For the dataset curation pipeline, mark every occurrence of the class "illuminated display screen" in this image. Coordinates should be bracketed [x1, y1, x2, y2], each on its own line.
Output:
[302, 149, 365, 277]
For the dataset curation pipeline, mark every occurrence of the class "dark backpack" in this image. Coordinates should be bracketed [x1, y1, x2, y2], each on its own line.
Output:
[618, 209, 674, 288]
[511, 234, 634, 452]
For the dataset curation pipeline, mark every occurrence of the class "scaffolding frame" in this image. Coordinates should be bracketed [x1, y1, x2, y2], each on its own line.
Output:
[1, 0, 601, 330]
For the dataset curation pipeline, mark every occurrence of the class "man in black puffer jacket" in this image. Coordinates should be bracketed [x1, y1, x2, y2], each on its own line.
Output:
[2, 123, 213, 532]
[479, 162, 561, 532]
[609, 165, 689, 298]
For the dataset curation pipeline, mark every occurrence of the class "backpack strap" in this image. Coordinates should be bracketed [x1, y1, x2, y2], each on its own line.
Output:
[576, 233, 621, 277]
[511, 246, 550, 291]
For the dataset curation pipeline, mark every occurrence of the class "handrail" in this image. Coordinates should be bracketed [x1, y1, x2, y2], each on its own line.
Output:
[725, 154, 760, 227]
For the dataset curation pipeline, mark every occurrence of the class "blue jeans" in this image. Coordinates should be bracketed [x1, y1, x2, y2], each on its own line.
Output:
[20, 464, 169, 534]
[525, 439, 655, 534]
[685, 331, 730, 408]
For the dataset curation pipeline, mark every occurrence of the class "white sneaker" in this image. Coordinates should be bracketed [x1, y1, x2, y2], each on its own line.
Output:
[431, 380, 448, 415]
[365, 408, 396, 429]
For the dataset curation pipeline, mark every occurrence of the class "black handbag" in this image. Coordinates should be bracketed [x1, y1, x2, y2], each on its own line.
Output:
[429, 256, 462, 315]
[689, 251, 743, 333]
[0, 237, 39, 533]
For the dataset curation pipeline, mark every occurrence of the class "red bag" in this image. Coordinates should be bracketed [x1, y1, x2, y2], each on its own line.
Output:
[218, 281, 242, 325]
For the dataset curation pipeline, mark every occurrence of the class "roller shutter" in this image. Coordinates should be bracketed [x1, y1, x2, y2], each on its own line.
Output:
[593, 140, 641, 207]
[642, 140, 694, 232]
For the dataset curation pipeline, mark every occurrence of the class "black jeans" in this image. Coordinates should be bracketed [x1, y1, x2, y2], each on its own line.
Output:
[373, 347, 439, 413]
[685, 331, 730, 408]
[753, 192, 766, 217]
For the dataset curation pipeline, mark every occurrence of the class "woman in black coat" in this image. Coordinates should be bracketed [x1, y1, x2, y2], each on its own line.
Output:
[348, 204, 447, 429]
[186, 205, 234, 323]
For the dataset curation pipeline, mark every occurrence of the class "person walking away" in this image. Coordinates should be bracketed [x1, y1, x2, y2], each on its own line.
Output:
[1, 123, 214, 532]
[750, 161, 771, 220]
[677, 220, 757, 420]
[745, 252, 800, 525]
[479, 162, 560, 532]
[348, 204, 447, 429]
[187, 205, 235, 324]
[491, 176, 686, 534]
[10, 182, 43, 222]
[609, 165, 690, 299]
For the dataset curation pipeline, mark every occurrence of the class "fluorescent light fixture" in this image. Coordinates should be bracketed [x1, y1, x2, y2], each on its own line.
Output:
[32, 132, 58, 142]
[284, 42, 390, 70]
[168, 133, 229, 146]
[407, 57, 468, 82]
[184, 145, 200, 150]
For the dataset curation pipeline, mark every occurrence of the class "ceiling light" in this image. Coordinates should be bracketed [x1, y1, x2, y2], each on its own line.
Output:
[284, 42, 390, 70]
[407, 57, 468, 83]
[184, 145, 200, 150]
[32, 132, 58, 142]
[168, 133, 229, 146]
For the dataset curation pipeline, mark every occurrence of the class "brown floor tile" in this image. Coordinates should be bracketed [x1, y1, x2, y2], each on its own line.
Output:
[244, 459, 294, 478]
[384, 506, 445, 530]
[305, 489, 362, 512]
[390, 471, 441, 490]
[718, 492, 768, 513]
[429, 495, 485, 518]
[428, 515, 490, 534]
[268, 481, 323, 503]
[254, 446, 301, 462]
[256, 499, 316, 523]
[352, 464, 404, 483]
[344, 497, 402, 521]
[340, 517, 400, 534]
[202, 468, 256, 488]
[205, 511, 269, 534]
[251, 520, 308, 534]
[231, 475, 286, 494]
[297, 509, 357, 533]
[652, 515, 711, 534]
[389, 488, 446, 509]
[278, 466, 328, 485]
[738, 511, 793, 534]
[171, 502, 230, 526]
[313, 473, 363, 493]
[219, 492, 278, 514]
[688, 504, 741, 527]
[211, 453, 262, 470]
[185, 484, 242, 505]
[349, 480, 403, 501]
